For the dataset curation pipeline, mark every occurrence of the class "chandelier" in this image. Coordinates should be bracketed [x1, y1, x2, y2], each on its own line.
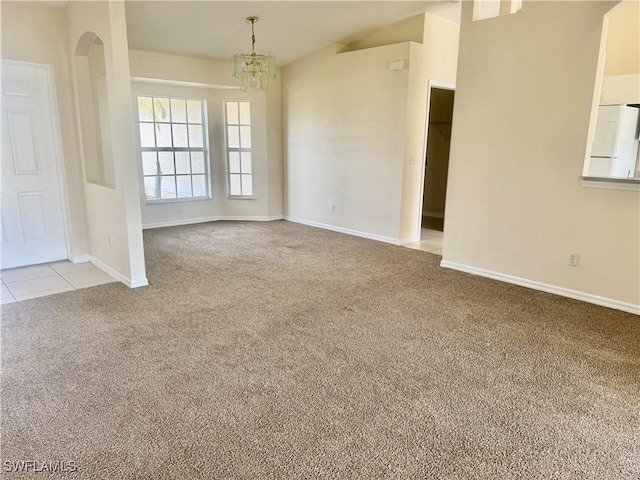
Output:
[232, 16, 276, 91]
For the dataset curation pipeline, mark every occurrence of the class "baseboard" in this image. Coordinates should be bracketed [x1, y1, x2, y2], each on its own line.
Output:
[284, 216, 401, 245]
[69, 254, 91, 264]
[440, 260, 640, 315]
[143, 215, 283, 230]
[399, 236, 420, 245]
[89, 256, 149, 289]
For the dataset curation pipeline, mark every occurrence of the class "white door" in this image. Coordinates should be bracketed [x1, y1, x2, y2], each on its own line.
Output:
[1, 62, 67, 269]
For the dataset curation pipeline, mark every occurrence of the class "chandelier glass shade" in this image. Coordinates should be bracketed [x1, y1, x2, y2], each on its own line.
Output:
[232, 16, 276, 91]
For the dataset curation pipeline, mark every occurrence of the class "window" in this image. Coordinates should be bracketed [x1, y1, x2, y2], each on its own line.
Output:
[225, 101, 253, 197]
[137, 95, 210, 202]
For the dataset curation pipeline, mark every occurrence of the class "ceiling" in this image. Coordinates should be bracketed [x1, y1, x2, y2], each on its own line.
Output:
[124, 1, 461, 67]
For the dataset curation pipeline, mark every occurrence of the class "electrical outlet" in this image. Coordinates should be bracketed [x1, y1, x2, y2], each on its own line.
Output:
[330, 204, 336, 213]
[568, 254, 579, 267]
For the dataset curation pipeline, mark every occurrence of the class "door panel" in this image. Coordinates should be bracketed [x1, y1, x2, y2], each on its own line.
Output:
[1, 63, 67, 269]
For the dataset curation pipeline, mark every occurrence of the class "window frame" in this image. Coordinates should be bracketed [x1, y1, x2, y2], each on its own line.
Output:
[136, 94, 212, 204]
[224, 101, 254, 199]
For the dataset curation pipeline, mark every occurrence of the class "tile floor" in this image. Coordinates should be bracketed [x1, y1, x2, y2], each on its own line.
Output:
[1, 261, 116, 304]
[403, 228, 444, 255]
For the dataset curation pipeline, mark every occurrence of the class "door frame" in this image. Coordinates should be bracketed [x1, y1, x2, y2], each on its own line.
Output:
[1, 59, 72, 265]
[416, 79, 456, 241]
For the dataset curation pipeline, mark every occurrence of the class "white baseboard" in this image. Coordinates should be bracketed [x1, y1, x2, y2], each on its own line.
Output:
[70, 254, 90, 264]
[440, 260, 640, 315]
[399, 236, 420, 245]
[284, 216, 402, 245]
[143, 215, 283, 230]
[89, 256, 149, 289]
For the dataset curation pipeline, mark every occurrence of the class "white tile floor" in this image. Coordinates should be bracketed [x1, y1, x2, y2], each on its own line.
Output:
[1, 261, 116, 304]
[403, 228, 444, 255]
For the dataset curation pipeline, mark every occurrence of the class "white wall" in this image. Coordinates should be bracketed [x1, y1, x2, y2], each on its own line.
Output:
[282, 13, 459, 244]
[444, 1, 639, 313]
[399, 14, 460, 241]
[282, 43, 410, 242]
[1, 2, 89, 260]
[67, 1, 147, 287]
[127, 50, 283, 227]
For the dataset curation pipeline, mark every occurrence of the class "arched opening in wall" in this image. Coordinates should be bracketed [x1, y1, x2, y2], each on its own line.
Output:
[583, 1, 640, 185]
[74, 32, 116, 188]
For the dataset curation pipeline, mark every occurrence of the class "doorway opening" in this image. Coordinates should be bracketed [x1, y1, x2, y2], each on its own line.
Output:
[419, 84, 455, 251]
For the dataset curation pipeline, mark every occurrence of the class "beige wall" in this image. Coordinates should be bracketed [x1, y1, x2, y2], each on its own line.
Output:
[67, 1, 147, 286]
[282, 13, 458, 243]
[399, 14, 459, 241]
[128, 50, 283, 226]
[444, 1, 639, 311]
[604, 1, 640, 76]
[282, 43, 410, 242]
[1, 1, 89, 259]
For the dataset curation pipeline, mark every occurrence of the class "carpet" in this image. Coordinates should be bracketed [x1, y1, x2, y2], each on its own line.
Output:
[1, 220, 638, 479]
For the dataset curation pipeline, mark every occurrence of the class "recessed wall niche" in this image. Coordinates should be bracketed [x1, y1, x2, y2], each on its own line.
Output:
[74, 32, 115, 187]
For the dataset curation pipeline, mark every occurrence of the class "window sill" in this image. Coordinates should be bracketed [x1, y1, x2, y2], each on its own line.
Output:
[580, 176, 640, 191]
[227, 195, 256, 200]
[145, 196, 211, 205]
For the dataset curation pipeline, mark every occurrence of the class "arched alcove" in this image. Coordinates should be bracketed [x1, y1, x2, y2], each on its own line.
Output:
[74, 32, 115, 187]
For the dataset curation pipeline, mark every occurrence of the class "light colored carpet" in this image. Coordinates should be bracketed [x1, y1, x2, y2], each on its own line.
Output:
[1, 220, 638, 479]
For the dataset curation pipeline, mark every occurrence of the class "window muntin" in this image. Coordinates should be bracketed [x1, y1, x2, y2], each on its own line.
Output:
[225, 101, 253, 197]
[137, 96, 210, 202]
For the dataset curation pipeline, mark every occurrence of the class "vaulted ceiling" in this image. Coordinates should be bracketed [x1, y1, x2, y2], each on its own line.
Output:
[124, 1, 461, 67]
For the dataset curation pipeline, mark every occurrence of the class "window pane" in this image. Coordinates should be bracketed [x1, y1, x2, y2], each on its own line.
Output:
[227, 126, 240, 148]
[138, 97, 153, 122]
[158, 152, 174, 174]
[142, 152, 158, 176]
[172, 124, 188, 147]
[241, 174, 253, 196]
[239, 102, 250, 125]
[156, 123, 172, 147]
[226, 102, 239, 124]
[191, 152, 205, 174]
[187, 100, 202, 124]
[240, 126, 251, 148]
[154, 97, 170, 122]
[170, 99, 187, 123]
[229, 174, 241, 195]
[229, 152, 240, 173]
[188, 124, 204, 148]
[160, 176, 177, 198]
[143, 176, 160, 199]
[192, 175, 206, 197]
[240, 152, 252, 174]
[175, 152, 190, 174]
[176, 175, 192, 198]
[139, 123, 156, 147]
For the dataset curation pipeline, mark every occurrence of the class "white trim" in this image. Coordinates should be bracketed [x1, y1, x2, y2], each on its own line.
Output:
[440, 260, 640, 315]
[131, 77, 240, 91]
[285, 216, 402, 245]
[399, 236, 421, 245]
[142, 215, 283, 230]
[70, 254, 91, 264]
[89, 256, 149, 289]
[416, 80, 455, 240]
[580, 177, 640, 191]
